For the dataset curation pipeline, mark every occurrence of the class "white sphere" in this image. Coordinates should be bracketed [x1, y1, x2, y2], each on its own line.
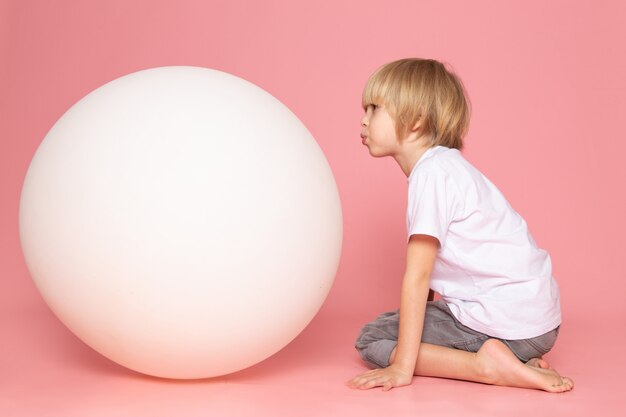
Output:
[19, 66, 343, 379]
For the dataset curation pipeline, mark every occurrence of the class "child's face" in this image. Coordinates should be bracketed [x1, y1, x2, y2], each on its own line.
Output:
[360, 103, 399, 157]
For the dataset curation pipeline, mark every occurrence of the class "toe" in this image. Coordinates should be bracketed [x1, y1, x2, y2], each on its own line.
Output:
[551, 377, 574, 393]
[563, 377, 574, 391]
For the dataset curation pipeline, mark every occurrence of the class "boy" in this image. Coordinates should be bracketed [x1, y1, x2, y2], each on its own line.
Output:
[347, 58, 573, 393]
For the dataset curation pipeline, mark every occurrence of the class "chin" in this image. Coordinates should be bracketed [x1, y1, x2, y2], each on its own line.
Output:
[368, 148, 387, 158]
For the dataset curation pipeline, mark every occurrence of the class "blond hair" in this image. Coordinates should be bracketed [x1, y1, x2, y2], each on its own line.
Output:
[362, 58, 471, 150]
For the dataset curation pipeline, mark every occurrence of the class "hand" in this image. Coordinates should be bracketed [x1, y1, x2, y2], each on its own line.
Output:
[346, 364, 414, 391]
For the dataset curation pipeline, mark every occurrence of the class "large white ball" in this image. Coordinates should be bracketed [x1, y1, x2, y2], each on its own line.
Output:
[19, 67, 343, 379]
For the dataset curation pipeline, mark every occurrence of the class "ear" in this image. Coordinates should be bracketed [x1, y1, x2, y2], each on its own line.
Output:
[411, 117, 423, 132]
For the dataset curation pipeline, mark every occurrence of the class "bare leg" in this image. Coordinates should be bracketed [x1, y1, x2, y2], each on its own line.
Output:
[390, 339, 574, 393]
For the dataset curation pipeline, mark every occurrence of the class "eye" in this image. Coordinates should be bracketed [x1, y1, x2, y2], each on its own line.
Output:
[363, 103, 378, 114]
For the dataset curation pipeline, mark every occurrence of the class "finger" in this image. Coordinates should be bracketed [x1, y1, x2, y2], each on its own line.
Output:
[347, 369, 384, 387]
[349, 375, 377, 390]
[362, 376, 390, 390]
[382, 381, 393, 392]
[362, 379, 380, 389]
[347, 376, 368, 388]
[347, 375, 372, 389]
[350, 368, 382, 380]
[347, 373, 368, 387]
[360, 368, 383, 377]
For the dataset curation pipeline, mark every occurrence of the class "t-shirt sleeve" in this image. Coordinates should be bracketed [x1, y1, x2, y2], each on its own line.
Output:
[407, 167, 459, 247]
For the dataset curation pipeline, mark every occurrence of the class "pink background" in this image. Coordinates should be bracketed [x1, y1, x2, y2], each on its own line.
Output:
[1, 0, 625, 415]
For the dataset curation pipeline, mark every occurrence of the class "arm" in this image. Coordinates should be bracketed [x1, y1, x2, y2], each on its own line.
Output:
[347, 234, 439, 390]
[391, 234, 438, 374]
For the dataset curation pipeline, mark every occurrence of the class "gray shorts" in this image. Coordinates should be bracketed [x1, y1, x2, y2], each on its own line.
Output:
[355, 300, 560, 368]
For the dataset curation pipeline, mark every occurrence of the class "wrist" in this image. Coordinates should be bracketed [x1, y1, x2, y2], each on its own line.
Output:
[389, 360, 415, 375]
[391, 345, 418, 372]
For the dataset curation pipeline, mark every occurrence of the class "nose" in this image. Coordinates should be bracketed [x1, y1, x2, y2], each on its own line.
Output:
[360, 113, 368, 127]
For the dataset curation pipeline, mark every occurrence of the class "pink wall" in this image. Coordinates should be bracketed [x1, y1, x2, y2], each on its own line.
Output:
[2, 0, 625, 327]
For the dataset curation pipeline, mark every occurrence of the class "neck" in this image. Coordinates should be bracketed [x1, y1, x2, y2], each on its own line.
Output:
[394, 138, 433, 177]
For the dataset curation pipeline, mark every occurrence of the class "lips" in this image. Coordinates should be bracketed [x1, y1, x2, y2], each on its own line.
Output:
[360, 133, 367, 144]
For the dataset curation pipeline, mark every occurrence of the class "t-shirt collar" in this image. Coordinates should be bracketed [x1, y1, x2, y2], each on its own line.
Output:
[408, 145, 441, 181]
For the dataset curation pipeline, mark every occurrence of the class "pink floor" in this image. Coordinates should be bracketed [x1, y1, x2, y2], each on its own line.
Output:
[2, 303, 623, 417]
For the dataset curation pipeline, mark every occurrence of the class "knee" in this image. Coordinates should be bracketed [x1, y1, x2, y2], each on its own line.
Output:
[354, 335, 373, 366]
[354, 323, 375, 358]
[354, 311, 398, 346]
[353, 311, 399, 366]
[354, 319, 390, 349]
[354, 326, 398, 368]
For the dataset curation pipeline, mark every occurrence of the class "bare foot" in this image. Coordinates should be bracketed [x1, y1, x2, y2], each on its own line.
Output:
[476, 339, 574, 393]
[526, 357, 553, 370]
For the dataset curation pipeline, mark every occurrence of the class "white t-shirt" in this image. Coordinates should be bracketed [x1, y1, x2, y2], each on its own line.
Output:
[407, 146, 561, 340]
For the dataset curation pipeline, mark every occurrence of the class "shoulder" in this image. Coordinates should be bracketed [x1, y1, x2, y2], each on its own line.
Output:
[407, 148, 472, 217]
[429, 147, 466, 173]
[409, 147, 466, 187]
